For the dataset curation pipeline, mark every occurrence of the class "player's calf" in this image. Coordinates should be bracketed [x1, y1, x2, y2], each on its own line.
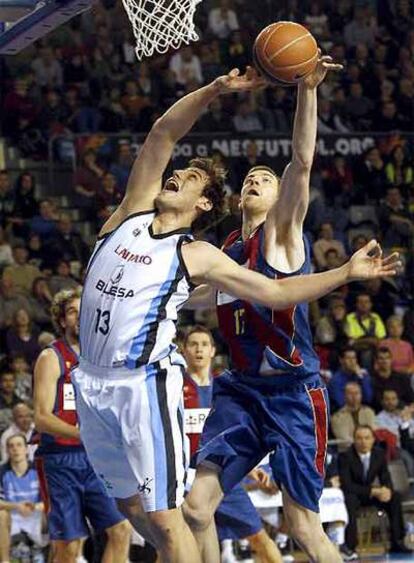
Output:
[103, 520, 132, 563]
[53, 539, 82, 563]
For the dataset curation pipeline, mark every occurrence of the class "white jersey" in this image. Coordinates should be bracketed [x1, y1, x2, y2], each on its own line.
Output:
[79, 211, 193, 369]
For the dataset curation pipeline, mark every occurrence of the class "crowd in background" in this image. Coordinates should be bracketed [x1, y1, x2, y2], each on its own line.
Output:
[0, 0, 414, 560]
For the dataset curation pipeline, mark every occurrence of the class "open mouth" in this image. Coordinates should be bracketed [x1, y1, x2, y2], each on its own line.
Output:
[247, 188, 260, 196]
[163, 178, 180, 193]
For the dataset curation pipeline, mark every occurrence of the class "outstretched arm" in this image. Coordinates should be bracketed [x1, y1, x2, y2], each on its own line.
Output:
[121, 68, 266, 213]
[264, 55, 342, 271]
[182, 240, 399, 311]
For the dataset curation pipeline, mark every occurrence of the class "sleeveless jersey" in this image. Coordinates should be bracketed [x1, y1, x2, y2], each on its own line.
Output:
[38, 339, 82, 453]
[183, 374, 212, 460]
[217, 224, 320, 378]
[79, 211, 193, 369]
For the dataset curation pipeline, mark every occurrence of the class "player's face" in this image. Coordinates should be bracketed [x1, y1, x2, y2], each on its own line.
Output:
[184, 332, 215, 371]
[354, 428, 375, 454]
[7, 437, 27, 463]
[157, 167, 211, 215]
[240, 170, 279, 215]
[61, 298, 80, 337]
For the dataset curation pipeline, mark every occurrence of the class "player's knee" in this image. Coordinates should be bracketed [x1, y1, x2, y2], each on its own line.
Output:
[247, 529, 265, 550]
[106, 520, 131, 545]
[54, 539, 81, 560]
[288, 521, 315, 549]
[182, 499, 213, 532]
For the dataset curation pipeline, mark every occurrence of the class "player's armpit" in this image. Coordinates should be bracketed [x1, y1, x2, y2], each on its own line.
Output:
[183, 284, 215, 310]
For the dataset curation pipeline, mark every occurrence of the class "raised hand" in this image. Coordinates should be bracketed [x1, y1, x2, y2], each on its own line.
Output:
[214, 66, 268, 94]
[302, 50, 343, 89]
[347, 240, 401, 282]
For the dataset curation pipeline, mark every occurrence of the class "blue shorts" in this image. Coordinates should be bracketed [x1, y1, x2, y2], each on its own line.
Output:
[215, 483, 262, 541]
[197, 371, 329, 513]
[35, 449, 125, 541]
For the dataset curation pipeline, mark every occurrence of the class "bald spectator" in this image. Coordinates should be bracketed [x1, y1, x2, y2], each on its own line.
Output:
[331, 382, 376, 443]
[0, 278, 31, 330]
[208, 0, 239, 40]
[372, 348, 414, 412]
[1, 403, 35, 462]
[2, 246, 41, 297]
[313, 223, 347, 271]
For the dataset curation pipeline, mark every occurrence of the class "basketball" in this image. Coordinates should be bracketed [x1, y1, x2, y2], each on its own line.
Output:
[253, 22, 318, 85]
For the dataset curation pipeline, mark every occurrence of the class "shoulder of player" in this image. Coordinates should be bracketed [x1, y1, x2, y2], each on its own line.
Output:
[34, 347, 60, 377]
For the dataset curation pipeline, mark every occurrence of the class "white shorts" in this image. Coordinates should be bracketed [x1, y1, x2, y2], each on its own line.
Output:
[72, 356, 187, 512]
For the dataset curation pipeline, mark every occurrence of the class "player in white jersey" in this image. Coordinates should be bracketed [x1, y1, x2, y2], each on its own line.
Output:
[72, 68, 400, 563]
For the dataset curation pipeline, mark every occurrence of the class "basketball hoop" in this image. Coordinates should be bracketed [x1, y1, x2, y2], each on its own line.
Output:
[121, 0, 201, 61]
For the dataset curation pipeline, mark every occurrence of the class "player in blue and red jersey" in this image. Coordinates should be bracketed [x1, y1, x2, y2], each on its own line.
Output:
[32, 288, 131, 563]
[183, 325, 282, 563]
[183, 57, 346, 563]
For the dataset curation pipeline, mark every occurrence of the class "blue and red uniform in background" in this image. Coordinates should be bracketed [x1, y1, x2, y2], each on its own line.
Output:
[183, 374, 262, 541]
[198, 224, 329, 513]
[34, 339, 124, 541]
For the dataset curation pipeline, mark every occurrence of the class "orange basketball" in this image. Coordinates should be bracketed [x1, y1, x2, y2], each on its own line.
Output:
[253, 22, 318, 86]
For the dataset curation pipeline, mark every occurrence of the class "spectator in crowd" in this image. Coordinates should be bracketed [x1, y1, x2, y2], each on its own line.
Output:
[2, 81, 37, 142]
[372, 347, 414, 412]
[45, 213, 89, 268]
[48, 260, 79, 296]
[361, 277, 397, 322]
[29, 199, 58, 242]
[120, 80, 151, 128]
[312, 222, 347, 271]
[196, 97, 233, 132]
[0, 372, 21, 435]
[315, 295, 348, 352]
[74, 149, 105, 211]
[9, 355, 32, 405]
[0, 278, 31, 331]
[28, 277, 53, 331]
[95, 172, 123, 226]
[399, 405, 414, 459]
[328, 347, 373, 411]
[2, 245, 42, 297]
[0, 435, 45, 562]
[0, 403, 35, 462]
[339, 425, 411, 555]
[0, 170, 14, 227]
[208, 0, 239, 40]
[376, 389, 414, 475]
[109, 142, 134, 193]
[316, 98, 350, 133]
[6, 309, 40, 367]
[331, 382, 377, 443]
[344, 6, 377, 48]
[345, 293, 386, 360]
[354, 147, 387, 202]
[27, 234, 47, 268]
[321, 155, 354, 207]
[8, 172, 38, 239]
[381, 315, 414, 375]
[344, 82, 373, 130]
[169, 46, 203, 87]
[385, 145, 413, 189]
[31, 46, 63, 89]
[232, 98, 263, 133]
[378, 186, 414, 249]
[0, 226, 14, 269]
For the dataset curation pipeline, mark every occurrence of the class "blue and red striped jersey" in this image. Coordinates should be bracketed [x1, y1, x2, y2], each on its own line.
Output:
[37, 339, 83, 453]
[216, 223, 320, 378]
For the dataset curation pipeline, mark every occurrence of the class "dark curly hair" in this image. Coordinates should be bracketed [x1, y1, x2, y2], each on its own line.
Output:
[189, 157, 226, 233]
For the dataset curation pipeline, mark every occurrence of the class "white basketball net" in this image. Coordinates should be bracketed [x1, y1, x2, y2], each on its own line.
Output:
[121, 0, 202, 60]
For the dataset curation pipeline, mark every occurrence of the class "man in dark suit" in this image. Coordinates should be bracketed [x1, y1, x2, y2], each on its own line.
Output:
[338, 425, 411, 554]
